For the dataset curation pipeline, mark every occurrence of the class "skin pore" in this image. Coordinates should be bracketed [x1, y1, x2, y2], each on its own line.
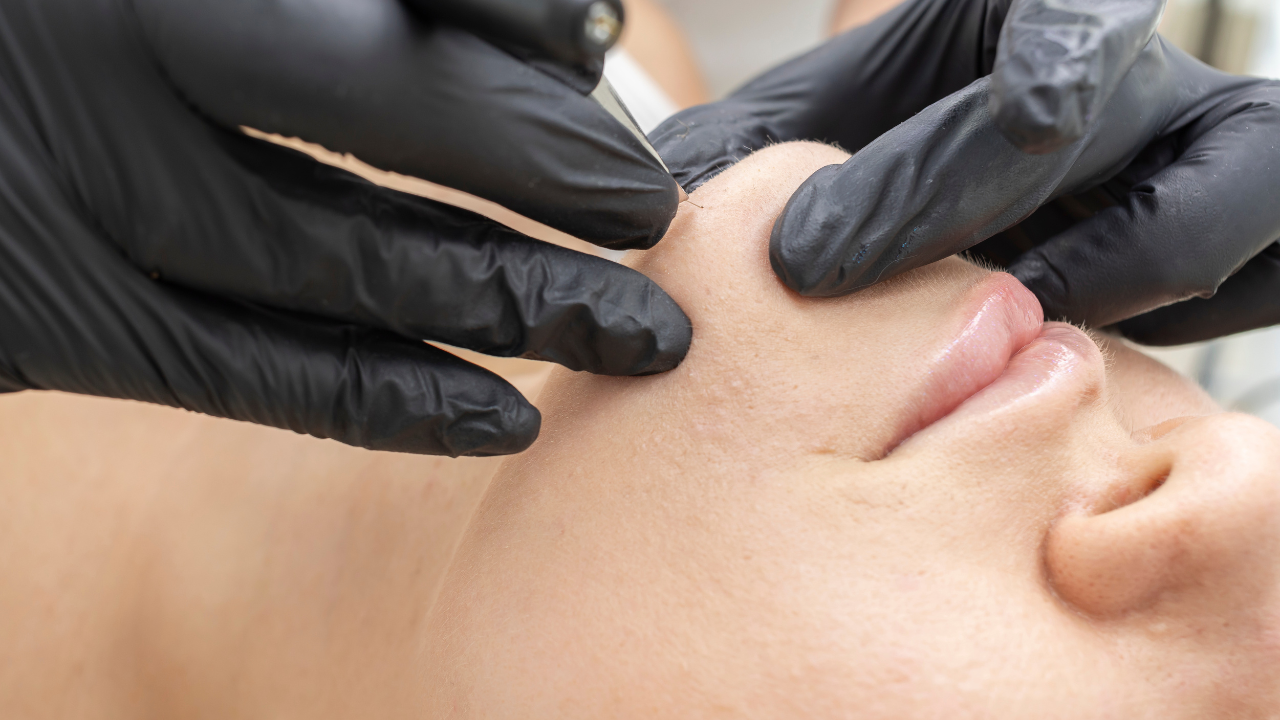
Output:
[424, 143, 1280, 718]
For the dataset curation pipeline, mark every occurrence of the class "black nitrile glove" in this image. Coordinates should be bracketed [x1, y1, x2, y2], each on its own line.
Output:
[0, 0, 691, 456]
[651, 0, 1280, 345]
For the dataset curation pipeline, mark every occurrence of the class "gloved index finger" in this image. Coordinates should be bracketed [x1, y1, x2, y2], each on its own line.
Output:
[990, 0, 1166, 154]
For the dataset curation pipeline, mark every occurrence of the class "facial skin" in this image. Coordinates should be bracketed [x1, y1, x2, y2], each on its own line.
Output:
[426, 143, 1280, 718]
[0, 139, 1272, 718]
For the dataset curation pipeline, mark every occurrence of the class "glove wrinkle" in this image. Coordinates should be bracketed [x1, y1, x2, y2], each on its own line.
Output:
[135, 290, 539, 456]
[990, 0, 1165, 153]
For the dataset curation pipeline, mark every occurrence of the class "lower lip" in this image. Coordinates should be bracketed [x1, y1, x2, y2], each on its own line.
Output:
[941, 322, 1103, 424]
[892, 273, 1106, 451]
[895, 273, 1044, 443]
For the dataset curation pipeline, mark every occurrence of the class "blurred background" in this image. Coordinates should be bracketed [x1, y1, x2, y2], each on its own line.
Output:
[647, 0, 1280, 426]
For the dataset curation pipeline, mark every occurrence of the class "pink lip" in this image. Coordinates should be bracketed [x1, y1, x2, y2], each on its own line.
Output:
[889, 272, 1108, 452]
[892, 273, 1044, 447]
[942, 322, 1103, 424]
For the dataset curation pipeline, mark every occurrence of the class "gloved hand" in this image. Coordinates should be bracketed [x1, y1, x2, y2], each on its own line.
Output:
[652, 0, 1280, 345]
[0, 0, 690, 456]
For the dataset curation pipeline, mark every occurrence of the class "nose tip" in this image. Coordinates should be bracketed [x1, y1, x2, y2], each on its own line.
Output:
[1046, 412, 1280, 618]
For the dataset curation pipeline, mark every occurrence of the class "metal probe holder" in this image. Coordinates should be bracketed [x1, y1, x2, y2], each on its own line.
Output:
[590, 76, 690, 203]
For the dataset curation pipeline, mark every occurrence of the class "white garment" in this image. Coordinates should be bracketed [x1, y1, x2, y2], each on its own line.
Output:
[603, 48, 680, 134]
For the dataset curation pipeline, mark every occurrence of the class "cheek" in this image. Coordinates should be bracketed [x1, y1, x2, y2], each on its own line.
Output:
[886, 396, 1131, 559]
[1096, 336, 1221, 432]
[630, 220, 992, 458]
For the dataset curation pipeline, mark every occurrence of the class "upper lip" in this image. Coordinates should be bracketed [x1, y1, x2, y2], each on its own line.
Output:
[887, 272, 1045, 450]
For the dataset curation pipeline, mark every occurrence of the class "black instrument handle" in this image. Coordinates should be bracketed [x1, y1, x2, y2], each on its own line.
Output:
[413, 0, 625, 67]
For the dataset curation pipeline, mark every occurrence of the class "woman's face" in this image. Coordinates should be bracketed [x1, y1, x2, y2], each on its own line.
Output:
[426, 143, 1280, 718]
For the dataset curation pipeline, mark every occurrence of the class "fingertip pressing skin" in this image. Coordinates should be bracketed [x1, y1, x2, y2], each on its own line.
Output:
[646, 141, 857, 306]
[1008, 253, 1070, 320]
[355, 342, 543, 456]
[369, 391, 540, 457]
[440, 396, 542, 457]
[588, 173, 683, 251]
[770, 33, 1246, 310]
[512, 253, 691, 377]
[629, 281, 693, 375]
[767, 163, 851, 296]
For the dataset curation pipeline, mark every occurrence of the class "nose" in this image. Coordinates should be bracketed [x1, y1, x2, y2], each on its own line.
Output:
[1045, 413, 1280, 619]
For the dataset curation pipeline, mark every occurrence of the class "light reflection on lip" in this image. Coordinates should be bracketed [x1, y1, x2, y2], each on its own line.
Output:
[939, 322, 1105, 427]
[887, 272, 1107, 453]
[889, 273, 1045, 449]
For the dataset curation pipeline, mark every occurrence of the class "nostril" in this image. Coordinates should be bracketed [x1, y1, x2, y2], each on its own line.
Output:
[1042, 437, 1180, 616]
[1057, 418, 1181, 520]
[1096, 470, 1168, 514]
[1046, 413, 1280, 618]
